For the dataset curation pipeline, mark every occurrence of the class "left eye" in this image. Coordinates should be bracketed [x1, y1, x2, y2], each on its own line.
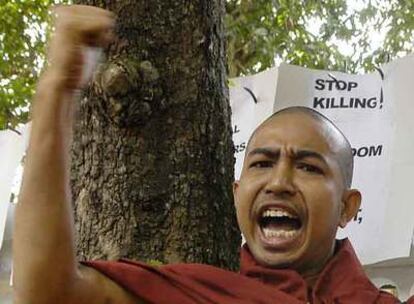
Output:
[297, 163, 323, 174]
[250, 161, 273, 168]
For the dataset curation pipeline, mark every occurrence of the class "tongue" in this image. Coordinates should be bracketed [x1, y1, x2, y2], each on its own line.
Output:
[264, 218, 300, 231]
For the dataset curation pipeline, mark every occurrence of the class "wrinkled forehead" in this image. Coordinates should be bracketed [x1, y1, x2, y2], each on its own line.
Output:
[247, 113, 336, 155]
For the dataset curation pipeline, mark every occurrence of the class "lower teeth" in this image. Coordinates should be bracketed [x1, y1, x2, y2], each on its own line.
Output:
[262, 227, 298, 239]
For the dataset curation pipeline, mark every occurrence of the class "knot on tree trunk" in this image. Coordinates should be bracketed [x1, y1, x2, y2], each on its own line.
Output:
[93, 56, 165, 127]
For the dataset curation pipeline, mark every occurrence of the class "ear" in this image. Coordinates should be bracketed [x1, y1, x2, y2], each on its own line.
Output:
[339, 189, 362, 228]
[233, 180, 240, 207]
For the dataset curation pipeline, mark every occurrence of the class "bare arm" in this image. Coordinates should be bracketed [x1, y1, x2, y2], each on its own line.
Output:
[13, 5, 141, 304]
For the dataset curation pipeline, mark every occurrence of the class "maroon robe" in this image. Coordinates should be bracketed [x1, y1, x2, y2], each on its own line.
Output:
[83, 239, 399, 303]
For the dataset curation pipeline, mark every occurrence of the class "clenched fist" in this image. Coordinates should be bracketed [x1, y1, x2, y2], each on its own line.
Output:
[47, 5, 115, 91]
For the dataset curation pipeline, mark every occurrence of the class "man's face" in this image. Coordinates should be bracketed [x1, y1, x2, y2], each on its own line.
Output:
[233, 113, 346, 274]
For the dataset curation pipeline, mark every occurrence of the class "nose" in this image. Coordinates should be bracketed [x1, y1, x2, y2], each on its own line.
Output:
[264, 160, 296, 197]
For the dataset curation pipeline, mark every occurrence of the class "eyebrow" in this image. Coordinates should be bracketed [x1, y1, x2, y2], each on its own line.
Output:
[247, 147, 328, 165]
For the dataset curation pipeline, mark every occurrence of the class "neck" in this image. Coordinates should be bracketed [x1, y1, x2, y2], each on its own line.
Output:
[300, 242, 337, 289]
[304, 272, 320, 289]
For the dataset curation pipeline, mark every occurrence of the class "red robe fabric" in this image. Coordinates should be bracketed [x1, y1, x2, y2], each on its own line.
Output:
[83, 239, 399, 303]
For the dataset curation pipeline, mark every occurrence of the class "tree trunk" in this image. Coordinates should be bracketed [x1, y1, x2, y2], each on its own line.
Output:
[71, 0, 240, 270]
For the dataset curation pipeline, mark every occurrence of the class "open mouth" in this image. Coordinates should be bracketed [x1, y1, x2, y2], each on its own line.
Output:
[257, 206, 303, 247]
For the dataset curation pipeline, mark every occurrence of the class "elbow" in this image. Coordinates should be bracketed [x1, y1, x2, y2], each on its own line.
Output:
[13, 280, 77, 304]
[14, 291, 64, 304]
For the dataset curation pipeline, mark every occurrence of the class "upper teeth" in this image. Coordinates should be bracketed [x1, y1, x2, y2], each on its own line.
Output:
[262, 209, 297, 219]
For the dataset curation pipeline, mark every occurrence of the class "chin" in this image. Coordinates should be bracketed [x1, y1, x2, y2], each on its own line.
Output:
[254, 248, 304, 269]
[246, 229, 311, 271]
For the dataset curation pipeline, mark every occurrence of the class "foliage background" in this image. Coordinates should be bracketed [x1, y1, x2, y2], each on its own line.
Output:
[1, 0, 413, 130]
[0, 0, 56, 131]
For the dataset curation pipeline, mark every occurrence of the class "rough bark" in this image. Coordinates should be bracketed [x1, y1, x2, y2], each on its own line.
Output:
[71, 0, 240, 270]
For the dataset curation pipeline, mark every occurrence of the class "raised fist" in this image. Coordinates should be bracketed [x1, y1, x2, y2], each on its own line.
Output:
[47, 5, 115, 90]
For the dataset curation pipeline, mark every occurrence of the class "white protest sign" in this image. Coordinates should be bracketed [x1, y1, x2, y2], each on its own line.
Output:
[381, 55, 414, 259]
[230, 67, 278, 179]
[0, 124, 29, 250]
[274, 57, 414, 264]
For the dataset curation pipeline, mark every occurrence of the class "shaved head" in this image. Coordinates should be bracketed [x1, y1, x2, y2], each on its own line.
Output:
[235, 106, 361, 274]
[247, 107, 354, 188]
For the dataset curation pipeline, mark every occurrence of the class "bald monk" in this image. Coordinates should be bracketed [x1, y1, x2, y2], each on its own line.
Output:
[13, 5, 408, 304]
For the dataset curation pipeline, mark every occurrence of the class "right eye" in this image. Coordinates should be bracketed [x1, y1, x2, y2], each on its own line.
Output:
[250, 161, 273, 168]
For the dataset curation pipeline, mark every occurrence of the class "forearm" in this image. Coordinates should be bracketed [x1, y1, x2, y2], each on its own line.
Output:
[13, 71, 79, 303]
[13, 6, 117, 303]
